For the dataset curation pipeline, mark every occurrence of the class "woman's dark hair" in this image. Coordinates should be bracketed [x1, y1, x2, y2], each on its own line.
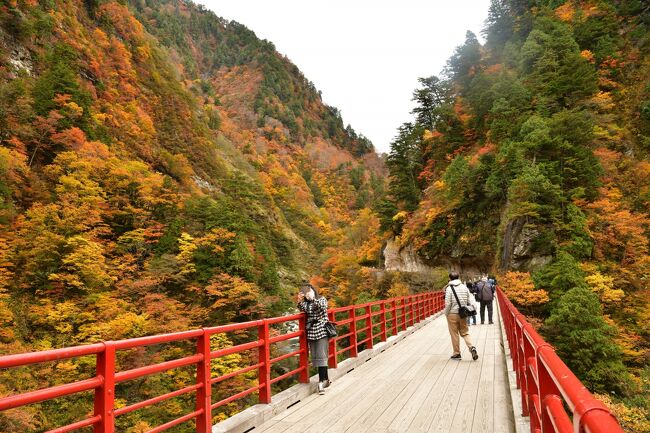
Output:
[300, 282, 320, 299]
[448, 271, 460, 280]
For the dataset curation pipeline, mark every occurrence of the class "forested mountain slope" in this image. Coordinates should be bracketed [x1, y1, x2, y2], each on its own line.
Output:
[0, 0, 387, 429]
[381, 0, 649, 428]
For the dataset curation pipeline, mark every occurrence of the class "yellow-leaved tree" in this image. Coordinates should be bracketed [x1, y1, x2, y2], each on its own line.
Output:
[585, 271, 624, 306]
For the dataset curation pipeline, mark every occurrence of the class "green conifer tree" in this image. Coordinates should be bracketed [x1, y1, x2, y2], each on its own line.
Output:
[542, 287, 630, 395]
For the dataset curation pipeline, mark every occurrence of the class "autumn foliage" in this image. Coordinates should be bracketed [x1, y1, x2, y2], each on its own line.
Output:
[0, 0, 386, 430]
[379, 0, 650, 422]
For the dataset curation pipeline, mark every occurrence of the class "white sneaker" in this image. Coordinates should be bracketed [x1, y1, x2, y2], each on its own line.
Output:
[318, 381, 325, 395]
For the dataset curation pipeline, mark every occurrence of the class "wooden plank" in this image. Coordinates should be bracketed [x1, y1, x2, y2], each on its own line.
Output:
[304, 334, 444, 433]
[470, 313, 497, 433]
[339, 341, 452, 433]
[359, 354, 442, 432]
[493, 303, 515, 433]
[405, 357, 460, 433]
[446, 328, 487, 433]
[254, 311, 517, 433]
[268, 323, 433, 423]
[257, 420, 310, 433]
[387, 357, 458, 433]
[424, 320, 489, 433]
[282, 329, 441, 432]
[493, 338, 514, 433]
[424, 359, 472, 433]
[271, 334, 416, 424]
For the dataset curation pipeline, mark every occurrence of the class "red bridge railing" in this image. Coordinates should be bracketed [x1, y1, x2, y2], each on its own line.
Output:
[0, 292, 444, 433]
[496, 287, 624, 433]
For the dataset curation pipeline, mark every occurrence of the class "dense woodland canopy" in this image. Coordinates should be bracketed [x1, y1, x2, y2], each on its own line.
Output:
[0, 0, 387, 429]
[382, 0, 650, 430]
[0, 0, 649, 431]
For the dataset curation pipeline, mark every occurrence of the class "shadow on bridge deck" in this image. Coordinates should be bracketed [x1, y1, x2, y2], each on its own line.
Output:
[248, 303, 515, 433]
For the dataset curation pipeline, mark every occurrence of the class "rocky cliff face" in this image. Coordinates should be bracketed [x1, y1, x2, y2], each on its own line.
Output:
[500, 217, 553, 271]
[383, 238, 436, 273]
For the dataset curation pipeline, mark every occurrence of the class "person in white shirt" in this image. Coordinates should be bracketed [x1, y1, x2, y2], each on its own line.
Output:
[444, 272, 479, 361]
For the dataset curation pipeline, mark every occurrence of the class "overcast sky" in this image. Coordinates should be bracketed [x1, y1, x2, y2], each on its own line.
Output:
[198, 0, 491, 154]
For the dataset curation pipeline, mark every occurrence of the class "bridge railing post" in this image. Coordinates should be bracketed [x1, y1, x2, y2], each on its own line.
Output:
[299, 315, 311, 381]
[94, 342, 115, 433]
[409, 297, 415, 327]
[258, 320, 271, 404]
[365, 305, 373, 349]
[421, 295, 425, 320]
[401, 298, 407, 331]
[350, 307, 358, 357]
[523, 327, 539, 429]
[413, 296, 419, 323]
[516, 320, 528, 416]
[537, 349, 558, 432]
[327, 311, 338, 369]
[391, 300, 398, 337]
[380, 302, 387, 342]
[196, 331, 212, 433]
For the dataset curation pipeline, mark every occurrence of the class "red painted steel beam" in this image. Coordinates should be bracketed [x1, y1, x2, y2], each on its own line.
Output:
[543, 395, 573, 433]
[210, 339, 264, 359]
[204, 320, 262, 334]
[269, 330, 301, 344]
[0, 377, 103, 411]
[211, 362, 264, 385]
[1, 291, 447, 433]
[270, 349, 303, 365]
[146, 409, 203, 433]
[114, 354, 203, 383]
[94, 342, 115, 433]
[112, 329, 203, 350]
[115, 384, 202, 416]
[269, 366, 304, 385]
[211, 384, 263, 410]
[537, 347, 623, 433]
[265, 313, 303, 325]
[0, 343, 104, 368]
[46, 415, 102, 433]
[496, 287, 625, 433]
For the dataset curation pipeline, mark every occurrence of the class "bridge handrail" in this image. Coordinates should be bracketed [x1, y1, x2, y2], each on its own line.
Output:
[496, 287, 624, 433]
[0, 291, 444, 433]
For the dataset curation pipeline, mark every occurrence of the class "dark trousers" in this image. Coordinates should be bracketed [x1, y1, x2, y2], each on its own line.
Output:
[480, 300, 493, 323]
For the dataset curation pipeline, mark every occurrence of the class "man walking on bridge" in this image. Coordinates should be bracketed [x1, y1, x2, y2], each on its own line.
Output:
[444, 272, 479, 361]
[476, 276, 495, 325]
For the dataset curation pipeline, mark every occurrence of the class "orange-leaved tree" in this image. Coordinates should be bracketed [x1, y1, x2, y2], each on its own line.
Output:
[499, 271, 549, 314]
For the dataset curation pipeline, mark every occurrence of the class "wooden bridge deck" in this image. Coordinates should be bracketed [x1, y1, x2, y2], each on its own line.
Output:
[254, 303, 515, 433]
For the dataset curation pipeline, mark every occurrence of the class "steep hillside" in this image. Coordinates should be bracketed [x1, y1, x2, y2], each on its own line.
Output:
[382, 0, 649, 428]
[0, 0, 387, 429]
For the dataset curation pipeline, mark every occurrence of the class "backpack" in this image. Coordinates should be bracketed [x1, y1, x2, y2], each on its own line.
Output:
[478, 281, 493, 302]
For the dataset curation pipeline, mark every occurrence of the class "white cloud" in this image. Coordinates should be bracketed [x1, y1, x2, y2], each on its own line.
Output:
[197, 0, 491, 153]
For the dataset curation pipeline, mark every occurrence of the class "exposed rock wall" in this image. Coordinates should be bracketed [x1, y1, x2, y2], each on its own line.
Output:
[501, 217, 552, 271]
[383, 238, 436, 274]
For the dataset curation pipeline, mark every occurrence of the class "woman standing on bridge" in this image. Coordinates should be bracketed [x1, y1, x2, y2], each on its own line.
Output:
[297, 283, 331, 395]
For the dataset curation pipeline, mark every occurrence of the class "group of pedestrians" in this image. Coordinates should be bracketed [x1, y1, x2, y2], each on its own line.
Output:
[466, 275, 496, 325]
[297, 272, 498, 397]
[443, 272, 497, 361]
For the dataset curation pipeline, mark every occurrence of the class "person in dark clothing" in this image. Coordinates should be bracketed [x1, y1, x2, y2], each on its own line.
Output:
[297, 283, 331, 395]
[476, 276, 495, 324]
